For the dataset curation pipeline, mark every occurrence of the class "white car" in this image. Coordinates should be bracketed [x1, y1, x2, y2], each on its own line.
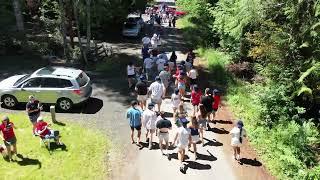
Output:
[122, 14, 144, 37]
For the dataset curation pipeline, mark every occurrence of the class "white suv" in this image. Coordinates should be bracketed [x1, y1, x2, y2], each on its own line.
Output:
[0, 67, 92, 111]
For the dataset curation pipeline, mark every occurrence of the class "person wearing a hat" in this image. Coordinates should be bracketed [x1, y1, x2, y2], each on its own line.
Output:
[173, 117, 191, 173]
[135, 76, 148, 110]
[148, 76, 164, 112]
[230, 120, 247, 161]
[126, 101, 142, 144]
[142, 103, 157, 149]
[26, 95, 42, 133]
[0, 116, 17, 161]
[35, 116, 62, 145]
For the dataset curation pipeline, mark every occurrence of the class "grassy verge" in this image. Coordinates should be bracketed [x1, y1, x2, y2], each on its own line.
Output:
[0, 113, 109, 180]
[178, 15, 320, 179]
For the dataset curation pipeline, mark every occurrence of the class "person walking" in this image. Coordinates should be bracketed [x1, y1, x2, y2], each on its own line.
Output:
[230, 120, 246, 161]
[148, 76, 164, 112]
[135, 76, 148, 110]
[212, 89, 221, 121]
[0, 116, 17, 162]
[26, 95, 42, 133]
[188, 66, 198, 91]
[191, 85, 202, 116]
[142, 103, 158, 149]
[156, 113, 172, 156]
[127, 61, 136, 89]
[126, 101, 142, 145]
[171, 88, 181, 120]
[173, 118, 191, 173]
[177, 73, 186, 99]
[159, 66, 171, 97]
[201, 88, 214, 122]
[189, 116, 200, 160]
[186, 48, 196, 66]
[197, 104, 207, 146]
[156, 57, 166, 73]
[144, 57, 154, 81]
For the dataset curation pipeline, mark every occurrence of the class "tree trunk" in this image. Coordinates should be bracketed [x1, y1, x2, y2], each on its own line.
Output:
[59, 0, 68, 60]
[73, 0, 88, 65]
[12, 0, 25, 31]
[86, 0, 91, 54]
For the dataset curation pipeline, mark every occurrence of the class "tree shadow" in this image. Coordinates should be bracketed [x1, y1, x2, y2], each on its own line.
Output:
[16, 154, 42, 169]
[239, 158, 262, 167]
[203, 138, 223, 147]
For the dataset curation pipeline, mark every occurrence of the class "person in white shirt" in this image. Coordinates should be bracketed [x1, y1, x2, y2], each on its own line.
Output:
[156, 58, 166, 73]
[144, 57, 153, 81]
[127, 62, 135, 88]
[173, 118, 191, 173]
[151, 34, 159, 49]
[230, 120, 246, 161]
[142, 103, 157, 150]
[148, 76, 164, 112]
[171, 88, 181, 120]
[187, 66, 198, 91]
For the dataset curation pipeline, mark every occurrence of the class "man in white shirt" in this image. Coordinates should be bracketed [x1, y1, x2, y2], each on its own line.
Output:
[148, 76, 164, 112]
[142, 103, 157, 150]
[144, 57, 154, 81]
[187, 66, 198, 91]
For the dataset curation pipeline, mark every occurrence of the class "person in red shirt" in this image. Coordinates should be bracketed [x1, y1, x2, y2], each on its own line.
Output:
[35, 116, 62, 145]
[0, 116, 17, 161]
[190, 85, 202, 116]
[212, 89, 221, 121]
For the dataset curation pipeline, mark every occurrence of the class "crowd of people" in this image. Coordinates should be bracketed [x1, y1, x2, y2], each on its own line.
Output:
[126, 15, 247, 173]
[0, 95, 63, 162]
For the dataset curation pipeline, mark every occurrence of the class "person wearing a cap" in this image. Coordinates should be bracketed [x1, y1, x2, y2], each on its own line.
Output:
[135, 76, 148, 110]
[142, 103, 157, 149]
[35, 116, 62, 145]
[173, 117, 191, 173]
[0, 116, 17, 161]
[156, 112, 172, 156]
[126, 101, 142, 144]
[26, 95, 42, 132]
[148, 76, 164, 112]
[230, 120, 247, 161]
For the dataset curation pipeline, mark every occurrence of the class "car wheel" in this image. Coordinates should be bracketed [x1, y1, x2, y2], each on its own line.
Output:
[57, 98, 73, 111]
[1, 95, 18, 109]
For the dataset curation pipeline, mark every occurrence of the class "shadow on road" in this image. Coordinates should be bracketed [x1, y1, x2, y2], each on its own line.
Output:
[213, 119, 233, 124]
[15, 154, 42, 169]
[207, 126, 229, 134]
[203, 138, 223, 147]
[239, 158, 262, 167]
[185, 161, 211, 170]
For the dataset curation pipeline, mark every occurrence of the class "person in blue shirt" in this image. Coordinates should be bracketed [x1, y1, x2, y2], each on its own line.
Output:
[126, 101, 142, 145]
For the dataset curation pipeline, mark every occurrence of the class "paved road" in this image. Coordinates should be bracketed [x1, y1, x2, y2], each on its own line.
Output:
[0, 16, 273, 180]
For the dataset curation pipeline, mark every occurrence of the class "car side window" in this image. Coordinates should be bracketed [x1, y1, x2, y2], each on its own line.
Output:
[23, 78, 42, 88]
[42, 78, 60, 88]
[59, 79, 73, 88]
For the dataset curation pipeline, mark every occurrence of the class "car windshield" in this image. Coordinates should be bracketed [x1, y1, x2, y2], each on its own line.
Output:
[13, 74, 30, 86]
[76, 72, 89, 87]
[124, 23, 137, 29]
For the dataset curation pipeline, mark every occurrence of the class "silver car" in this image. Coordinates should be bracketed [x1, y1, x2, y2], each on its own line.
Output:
[0, 67, 92, 111]
[122, 14, 144, 37]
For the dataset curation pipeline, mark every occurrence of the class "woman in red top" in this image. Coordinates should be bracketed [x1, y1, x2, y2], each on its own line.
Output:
[212, 89, 221, 120]
[0, 116, 17, 161]
[191, 85, 202, 116]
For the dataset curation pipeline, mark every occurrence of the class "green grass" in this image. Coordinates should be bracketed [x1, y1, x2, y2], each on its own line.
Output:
[0, 113, 109, 180]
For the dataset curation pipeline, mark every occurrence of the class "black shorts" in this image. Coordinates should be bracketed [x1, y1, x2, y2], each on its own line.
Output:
[128, 74, 135, 78]
[190, 78, 197, 85]
[130, 125, 142, 131]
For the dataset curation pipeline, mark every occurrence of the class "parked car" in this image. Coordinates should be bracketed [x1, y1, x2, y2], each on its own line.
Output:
[0, 67, 92, 111]
[122, 14, 144, 37]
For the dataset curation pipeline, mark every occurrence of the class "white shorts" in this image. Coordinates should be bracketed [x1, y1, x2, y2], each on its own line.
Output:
[158, 132, 169, 142]
[191, 135, 200, 143]
[177, 143, 188, 150]
[137, 95, 148, 102]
